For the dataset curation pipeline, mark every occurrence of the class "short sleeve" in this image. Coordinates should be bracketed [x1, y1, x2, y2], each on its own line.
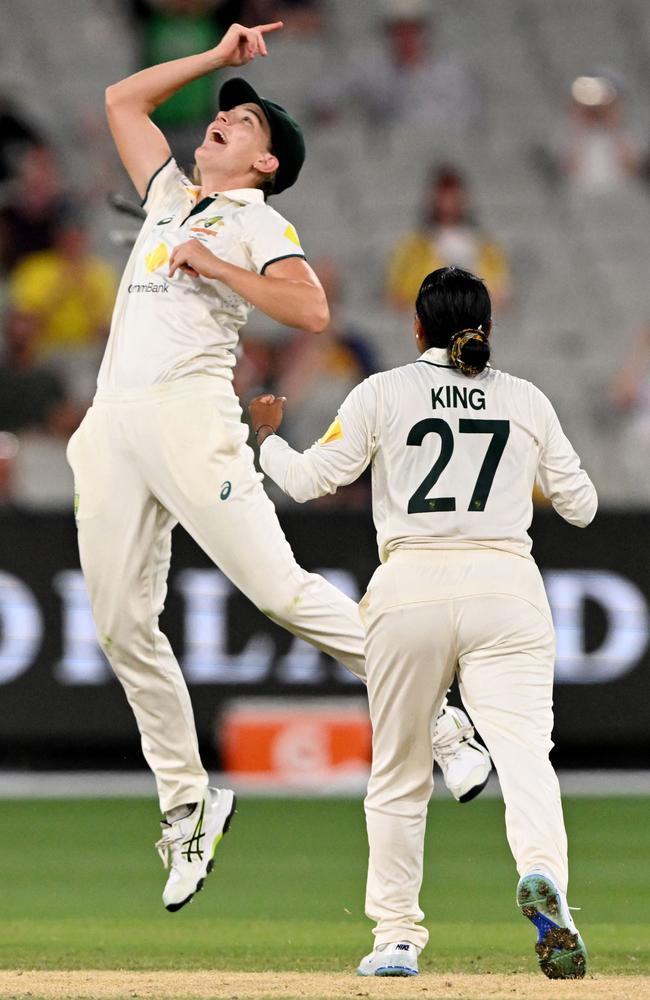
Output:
[140, 157, 191, 215]
[243, 204, 306, 274]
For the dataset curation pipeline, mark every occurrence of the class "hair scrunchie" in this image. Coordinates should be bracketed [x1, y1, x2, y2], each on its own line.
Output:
[448, 328, 490, 377]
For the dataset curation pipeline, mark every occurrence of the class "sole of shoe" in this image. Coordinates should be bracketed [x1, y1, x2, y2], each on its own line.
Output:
[165, 792, 237, 913]
[517, 874, 587, 979]
[457, 774, 490, 803]
[375, 965, 418, 977]
[356, 965, 418, 977]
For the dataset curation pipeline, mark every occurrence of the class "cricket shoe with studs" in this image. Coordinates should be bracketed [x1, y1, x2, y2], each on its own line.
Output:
[357, 941, 419, 977]
[517, 872, 588, 979]
[432, 705, 492, 802]
[155, 786, 236, 912]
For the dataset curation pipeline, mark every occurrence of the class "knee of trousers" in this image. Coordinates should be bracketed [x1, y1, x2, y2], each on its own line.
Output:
[254, 568, 314, 626]
[367, 760, 434, 812]
[90, 604, 158, 664]
[475, 715, 555, 759]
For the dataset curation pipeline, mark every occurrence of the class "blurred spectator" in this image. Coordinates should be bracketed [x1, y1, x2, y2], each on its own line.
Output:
[0, 96, 44, 186]
[608, 324, 650, 500]
[218, 0, 323, 35]
[232, 336, 276, 404]
[551, 72, 644, 194]
[387, 165, 511, 312]
[310, 0, 478, 131]
[0, 145, 70, 273]
[0, 308, 83, 510]
[0, 432, 19, 509]
[128, 0, 225, 168]
[610, 324, 650, 431]
[275, 258, 378, 457]
[8, 212, 117, 363]
[0, 309, 82, 438]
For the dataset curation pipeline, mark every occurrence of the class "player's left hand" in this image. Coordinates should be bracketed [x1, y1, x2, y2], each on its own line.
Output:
[168, 239, 225, 280]
[249, 394, 286, 437]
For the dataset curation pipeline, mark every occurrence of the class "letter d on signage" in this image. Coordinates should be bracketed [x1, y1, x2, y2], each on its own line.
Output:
[544, 570, 650, 683]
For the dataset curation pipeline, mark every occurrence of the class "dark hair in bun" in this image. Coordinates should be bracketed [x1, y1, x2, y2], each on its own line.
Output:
[415, 266, 492, 377]
[449, 328, 491, 376]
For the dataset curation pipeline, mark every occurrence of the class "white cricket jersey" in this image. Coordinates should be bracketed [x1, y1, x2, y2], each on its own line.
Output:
[97, 158, 305, 391]
[260, 346, 597, 561]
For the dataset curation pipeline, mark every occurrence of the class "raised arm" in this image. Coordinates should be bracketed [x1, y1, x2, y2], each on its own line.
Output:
[105, 21, 283, 199]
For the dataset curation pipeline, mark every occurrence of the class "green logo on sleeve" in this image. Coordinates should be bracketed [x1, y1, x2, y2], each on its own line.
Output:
[220, 481, 232, 500]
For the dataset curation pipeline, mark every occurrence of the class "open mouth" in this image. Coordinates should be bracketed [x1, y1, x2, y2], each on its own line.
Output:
[210, 128, 227, 145]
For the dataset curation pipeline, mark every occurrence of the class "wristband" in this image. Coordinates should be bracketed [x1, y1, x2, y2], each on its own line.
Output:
[254, 424, 275, 440]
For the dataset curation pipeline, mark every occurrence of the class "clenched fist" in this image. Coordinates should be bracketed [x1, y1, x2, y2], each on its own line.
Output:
[249, 393, 286, 445]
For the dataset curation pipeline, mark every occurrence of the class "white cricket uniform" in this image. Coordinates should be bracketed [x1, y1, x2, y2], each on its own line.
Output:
[260, 346, 597, 950]
[67, 157, 369, 813]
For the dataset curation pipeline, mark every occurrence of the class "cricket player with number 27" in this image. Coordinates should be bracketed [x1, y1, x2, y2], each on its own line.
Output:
[251, 266, 596, 980]
[67, 21, 490, 916]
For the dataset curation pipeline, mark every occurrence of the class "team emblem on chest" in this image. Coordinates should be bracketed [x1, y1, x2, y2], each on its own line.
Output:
[190, 215, 225, 238]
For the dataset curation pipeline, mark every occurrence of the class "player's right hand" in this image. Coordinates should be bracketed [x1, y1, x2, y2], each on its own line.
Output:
[249, 394, 286, 437]
[213, 22, 283, 68]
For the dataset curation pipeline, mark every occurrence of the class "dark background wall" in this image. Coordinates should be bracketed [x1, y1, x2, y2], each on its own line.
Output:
[0, 510, 648, 769]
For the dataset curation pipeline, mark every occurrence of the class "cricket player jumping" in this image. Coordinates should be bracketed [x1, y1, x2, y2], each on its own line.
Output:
[251, 266, 596, 980]
[67, 22, 489, 913]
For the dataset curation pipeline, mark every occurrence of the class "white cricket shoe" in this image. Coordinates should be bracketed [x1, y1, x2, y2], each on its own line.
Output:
[357, 941, 419, 977]
[155, 786, 236, 912]
[432, 705, 492, 802]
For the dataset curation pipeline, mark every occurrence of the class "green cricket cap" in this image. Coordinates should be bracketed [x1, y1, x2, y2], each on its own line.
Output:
[219, 78, 305, 195]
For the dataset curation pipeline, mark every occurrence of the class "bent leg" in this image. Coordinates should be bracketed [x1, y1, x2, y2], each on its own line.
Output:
[457, 595, 568, 891]
[145, 412, 366, 680]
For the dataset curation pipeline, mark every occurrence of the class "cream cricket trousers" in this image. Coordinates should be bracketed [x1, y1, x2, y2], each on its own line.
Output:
[360, 548, 568, 952]
[67, 376, 366, 813]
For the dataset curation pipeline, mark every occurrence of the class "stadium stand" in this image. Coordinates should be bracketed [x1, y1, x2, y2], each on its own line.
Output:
[1, 0, 650, 505]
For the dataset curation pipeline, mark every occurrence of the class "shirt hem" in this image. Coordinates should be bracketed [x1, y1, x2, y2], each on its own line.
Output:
[383, 539, 533, 561]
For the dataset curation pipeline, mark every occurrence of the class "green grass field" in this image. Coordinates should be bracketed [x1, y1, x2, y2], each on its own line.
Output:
[0, 795, 647, 977]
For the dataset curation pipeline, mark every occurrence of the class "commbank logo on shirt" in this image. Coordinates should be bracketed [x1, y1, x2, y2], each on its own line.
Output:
[128, 281, 169, 293]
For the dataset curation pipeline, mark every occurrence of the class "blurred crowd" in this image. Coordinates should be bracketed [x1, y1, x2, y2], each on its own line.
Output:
[1, 0, 650, 510]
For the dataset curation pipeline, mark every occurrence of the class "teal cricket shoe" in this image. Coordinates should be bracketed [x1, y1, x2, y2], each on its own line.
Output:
[356, 941, 419, 977]
[517, 872, 587, 979]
